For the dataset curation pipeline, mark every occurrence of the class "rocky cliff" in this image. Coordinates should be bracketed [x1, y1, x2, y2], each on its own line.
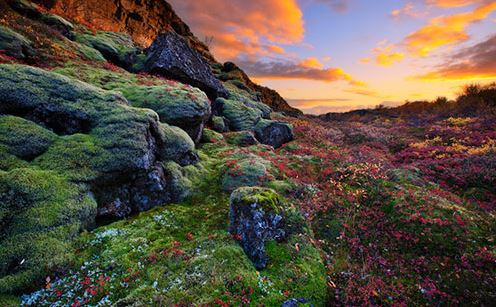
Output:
[30, 0, 302, 116]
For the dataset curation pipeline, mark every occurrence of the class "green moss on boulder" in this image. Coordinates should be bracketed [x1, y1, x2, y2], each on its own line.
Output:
[0, 115, 57, 160]
[213, 98, 263, 131]
[0, 168, 97, 293]
[221, 154, 273, 192]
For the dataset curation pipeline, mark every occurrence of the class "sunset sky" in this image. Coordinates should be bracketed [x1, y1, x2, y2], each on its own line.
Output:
[168, 0, 496, 114]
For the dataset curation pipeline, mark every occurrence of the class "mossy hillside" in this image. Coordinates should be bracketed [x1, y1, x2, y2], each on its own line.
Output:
[0, 64, 200, 294]
[74, 31, 138, 67]
[0, 168, 97, 293]
[0, 115, 57, 160]
[21, 147, 327, 306]
[53, 63, 211, 134]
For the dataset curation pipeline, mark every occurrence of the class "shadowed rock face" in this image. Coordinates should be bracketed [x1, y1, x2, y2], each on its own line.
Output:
[145, 31, 229, 100]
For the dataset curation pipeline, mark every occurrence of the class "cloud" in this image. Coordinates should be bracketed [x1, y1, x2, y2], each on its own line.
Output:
[425, 0, 489, 8]
[344, 88, 384, 97]
[372, 42, 406, 66]
[237, 59, 366, 85]
[167, 0, 304, 60]
[404, 2, 496, 56]
[415, 34, 496, 80]
[300, 57, 325, 69]
[391, 2, 427, 19]
[367, 1, 496, 66]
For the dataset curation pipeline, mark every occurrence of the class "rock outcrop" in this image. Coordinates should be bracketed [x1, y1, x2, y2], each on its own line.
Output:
[254, 119, 294, 149]
[0, 64, 197, 218]
[144, 31, 228, 100]
[0, 25, 34, 60]
[228, 187, 287, 269]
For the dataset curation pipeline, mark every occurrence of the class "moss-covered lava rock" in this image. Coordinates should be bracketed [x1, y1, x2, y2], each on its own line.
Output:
[0, 25, 34, 60]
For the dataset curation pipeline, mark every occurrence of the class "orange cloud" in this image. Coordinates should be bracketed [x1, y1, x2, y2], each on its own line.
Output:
[268, 45, 286, 54]
[367, 1, 496, 67]
[168, 0, 304, 60]
[391, 2, 427, 19]
[404, 2, 496, 56]
[300, 57, 324, 69]
[415, 34, 496, 81]
[425, 0, 487, 8]
[372, 43, 406, 66]
[237, 59, 366, 86]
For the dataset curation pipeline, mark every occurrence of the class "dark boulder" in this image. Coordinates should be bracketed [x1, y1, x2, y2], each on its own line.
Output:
[228, 187, 287, 269]
[254, 119, 294, 149]
[144, 31, 228, 100]
[95, 161, 191, 218]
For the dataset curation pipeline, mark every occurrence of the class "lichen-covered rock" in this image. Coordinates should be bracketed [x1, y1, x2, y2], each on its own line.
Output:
[228, 187, 287, 269]
[213, 98, 263, 131]
[224, 131, 259, 147]
[0, 115, 57, 160]
[144, 31, 228, 100]
[254, 119, 294, 148]
[0, 25, 34, 60]
[221, 153, 272, 192]
[211, 115, 227, 133]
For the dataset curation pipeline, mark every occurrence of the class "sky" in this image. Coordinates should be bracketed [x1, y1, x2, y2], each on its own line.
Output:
[167, 0, 496, 114]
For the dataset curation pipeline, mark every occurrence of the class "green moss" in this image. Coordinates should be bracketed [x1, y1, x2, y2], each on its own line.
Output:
[221, 157, 271, 192]
[0, 293, 20, 306]
[75, 42, 106, 62]
[0, 168, 96, 293]
[201, 128, 224, 144]
[74, 31, 137, 65]
[53, 63, 210, 130]
[0, 115, 57, 160]
[230, 186, 284, 214]
[215, 98, 263, 131]
[32, 134, 102, 182]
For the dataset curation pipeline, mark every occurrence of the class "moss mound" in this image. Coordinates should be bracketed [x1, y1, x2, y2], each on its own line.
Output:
[0, 168, 97, 293]
[0, 115, 57, 160]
